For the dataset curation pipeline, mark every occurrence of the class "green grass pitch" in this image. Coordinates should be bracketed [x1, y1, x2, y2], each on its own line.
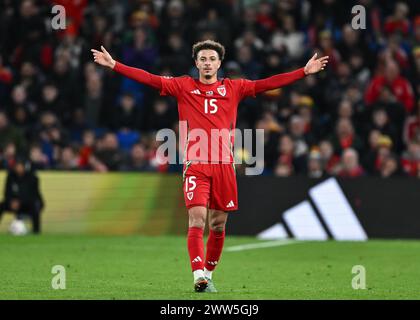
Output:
[1, 234, 420, 300]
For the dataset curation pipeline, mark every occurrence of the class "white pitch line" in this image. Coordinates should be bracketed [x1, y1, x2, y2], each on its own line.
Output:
[225, 239, 299, 252]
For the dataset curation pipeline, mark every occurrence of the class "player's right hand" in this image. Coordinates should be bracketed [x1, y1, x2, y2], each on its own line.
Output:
[91, 46, 116, 69]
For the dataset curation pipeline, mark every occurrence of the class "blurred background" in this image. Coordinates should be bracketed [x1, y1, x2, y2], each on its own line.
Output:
[0, 0, 419, 237]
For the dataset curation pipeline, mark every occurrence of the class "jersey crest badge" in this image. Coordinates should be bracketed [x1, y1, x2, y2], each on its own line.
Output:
[187, 192, 194, 200]
[217, 85, 226, 97]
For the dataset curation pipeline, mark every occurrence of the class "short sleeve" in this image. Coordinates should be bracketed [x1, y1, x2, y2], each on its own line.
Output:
[235, 79, 256, 100]
[160, 76, 182, 97]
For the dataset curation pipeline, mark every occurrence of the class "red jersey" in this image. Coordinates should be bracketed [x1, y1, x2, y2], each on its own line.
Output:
[160, 76, 255, 163]
[364, 75, 415, 113]
[113, 61, 306, 164]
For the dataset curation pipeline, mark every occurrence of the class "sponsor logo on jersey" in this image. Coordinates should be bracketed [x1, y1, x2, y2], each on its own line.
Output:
[206, 91, 213, 96]
[217, 86, 226, 96]
[190, 89, 200, 95]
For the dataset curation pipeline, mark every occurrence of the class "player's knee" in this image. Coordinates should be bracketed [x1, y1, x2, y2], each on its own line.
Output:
[210, 224, 225, 233]
[209, 210, 227, 231]
[188, 207, 206, 228]
[209, 218, 226, 232]
[189, 216, 206, 229]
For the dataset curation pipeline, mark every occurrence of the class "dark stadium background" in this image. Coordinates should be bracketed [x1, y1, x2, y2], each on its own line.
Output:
[0, 0, 419, 237]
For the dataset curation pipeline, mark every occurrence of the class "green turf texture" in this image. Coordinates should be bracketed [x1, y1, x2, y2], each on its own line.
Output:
[1, 234, 419, 300]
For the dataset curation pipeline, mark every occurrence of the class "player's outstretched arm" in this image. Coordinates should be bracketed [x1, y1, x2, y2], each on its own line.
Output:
[91, 46, 116, 69]
[303, 53, 329, 75]
[91, 46, 162, 90]
[254, 53, 328, 94]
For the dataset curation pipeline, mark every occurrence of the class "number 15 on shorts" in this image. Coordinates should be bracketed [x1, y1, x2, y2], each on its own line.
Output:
[185, 176, 196, 200]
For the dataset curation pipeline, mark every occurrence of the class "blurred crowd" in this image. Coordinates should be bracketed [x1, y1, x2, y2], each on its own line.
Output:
[0, 0, 419, 178]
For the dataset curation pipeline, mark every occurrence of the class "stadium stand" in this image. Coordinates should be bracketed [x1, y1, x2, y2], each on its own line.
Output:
[0, 0, 419, 178]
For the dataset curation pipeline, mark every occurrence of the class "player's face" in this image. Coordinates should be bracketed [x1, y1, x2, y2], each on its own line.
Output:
[195, 50, 221, 80]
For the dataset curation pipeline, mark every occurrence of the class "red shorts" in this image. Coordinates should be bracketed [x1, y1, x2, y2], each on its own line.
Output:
[182, 161, 238, 212]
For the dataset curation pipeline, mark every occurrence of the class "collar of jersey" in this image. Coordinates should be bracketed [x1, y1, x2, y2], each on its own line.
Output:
[194, 79, 222, 87]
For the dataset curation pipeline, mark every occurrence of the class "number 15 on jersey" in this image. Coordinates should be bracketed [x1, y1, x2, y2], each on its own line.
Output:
[204, 99, 218, 114]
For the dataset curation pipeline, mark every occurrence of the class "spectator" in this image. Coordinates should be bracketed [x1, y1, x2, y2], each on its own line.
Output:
[337, 148, 365, 178]
[319, 140, 340, 175]
[276, 134, 306, 175]
[196, 9, 230, 47]
[370, 85, 405, 135]
[380, 33, 410, 71]
[366, 106, 400, 151]
[0, 54, 13, 102]
[362, 129, 382, 174]
[120, 143, 153, 172]
[50, 52, 79, 106]
[288, 115, 313, 158]
[78, 129, 96, 169]
[371, 135, 394, 175]
[158, 0, 188, 43]
[378, 154, 400, 178]
[307, 148, 326, 178]
[365, 60, 415, 113]
[160, 32, 190, 75]
[316, 30, 341, 72]
[410, 46, 420, 98]
[235, 29, 264, 57]
[16, 61, 41, 101]
[401, 139, 420, 177]
[35, 112, 69, 165]
[0, 111, 26, 154]
[337, 24, 371, 66]
[325, 62, 353, 111]
[270, 15, 305, 61]
[146, 98, 177, 132]
[29, 144, 49, 170]
[403, 101, 420, 145]
[236, 45, 262, 80]
[91, 132, 124, 171]
[56, 146, 79, 171]
[348, 51, 371, 86]
[255, 1, 277, 40]
[274, 162, 293, 177]
[1, 143, 17, 170]
[112, 92, 142, 131]
[38, 82, 71, 126]
[335, 99, 354, 123]
[122, 27, 158, 70]
[8, 85, 36, 136]
[384, 2, 411, 36]
[117, 129, 140, 153]
[330, 118, 364, 156]
[84, 72, 103, 128]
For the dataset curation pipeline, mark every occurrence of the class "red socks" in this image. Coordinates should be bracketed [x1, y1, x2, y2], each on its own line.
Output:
[205, 229, 225, 271]
[187, 227, 226, 272]
[187, 227, 205, 272]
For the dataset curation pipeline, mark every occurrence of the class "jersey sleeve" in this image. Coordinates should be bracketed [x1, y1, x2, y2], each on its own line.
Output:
[113, 61, 162, 90]
[160, 76, 183, 98]
[254, 68, 306, 94]
[234, 79, 256, 100]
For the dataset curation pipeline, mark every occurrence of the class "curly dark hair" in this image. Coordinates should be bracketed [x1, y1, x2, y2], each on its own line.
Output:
[192, 40, 225, 61]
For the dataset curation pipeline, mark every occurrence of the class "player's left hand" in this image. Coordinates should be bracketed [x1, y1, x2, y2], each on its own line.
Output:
[304, 53, 329, 75]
